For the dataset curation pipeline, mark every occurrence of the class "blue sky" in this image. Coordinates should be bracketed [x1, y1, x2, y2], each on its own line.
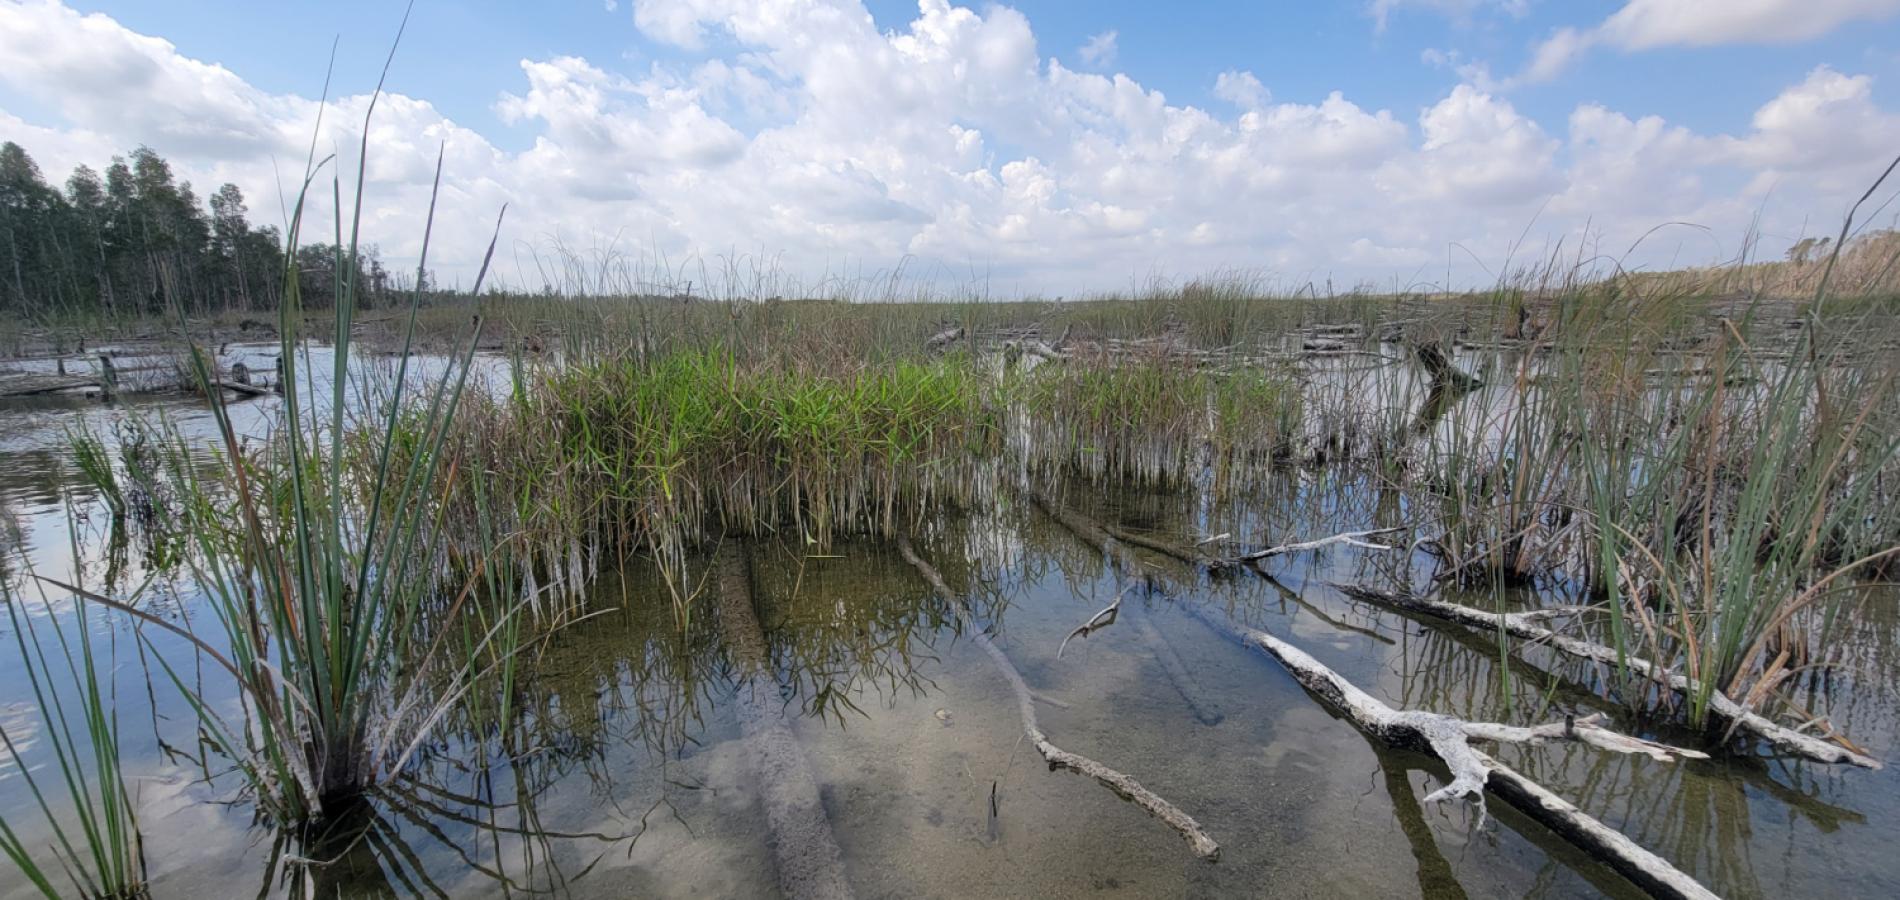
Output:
[4, 1, 1900, 293]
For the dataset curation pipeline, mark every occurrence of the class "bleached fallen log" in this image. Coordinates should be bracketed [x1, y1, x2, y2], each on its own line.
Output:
[1224, 527, 1405, 566]
[1184, 605, 1719, 900]
[1038, 504, 1720, 899]
[896, 537, 1220, 861]
[1335, 584, 1881, 769]
[714, 545, 856, 900]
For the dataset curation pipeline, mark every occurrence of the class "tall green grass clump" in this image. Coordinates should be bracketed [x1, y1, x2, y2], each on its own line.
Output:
[78, 41, 527, 823]
[440, 348, 1003, 593]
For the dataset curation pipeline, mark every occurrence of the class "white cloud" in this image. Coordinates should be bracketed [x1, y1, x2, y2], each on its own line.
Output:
[1078, 30, 1117, 68]
[0, 0, 1894, 293]
[1521, 0, 1900, 83]
[1368, 0, 1531, 32]
[1213, 70, 1269, 109]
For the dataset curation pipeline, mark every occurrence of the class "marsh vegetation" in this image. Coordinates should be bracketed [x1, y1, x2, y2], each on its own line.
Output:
[4, 75, 1900, 900]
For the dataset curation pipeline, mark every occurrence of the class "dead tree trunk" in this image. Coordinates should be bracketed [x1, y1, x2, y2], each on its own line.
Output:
[713, 543, 855, 900]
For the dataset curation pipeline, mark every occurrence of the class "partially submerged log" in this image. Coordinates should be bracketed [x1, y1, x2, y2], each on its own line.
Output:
[1222, 527, 1405, 567]
[1184, 601, 1718, 900]
[896, 537, 1221, 861]
[1036, 500, 1721, 899]
[713, 544, 855, 900]
[1335, 583, 1881, 769]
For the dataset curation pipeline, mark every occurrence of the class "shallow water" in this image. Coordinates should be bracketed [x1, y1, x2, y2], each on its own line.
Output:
[3, 348, 1899, 899]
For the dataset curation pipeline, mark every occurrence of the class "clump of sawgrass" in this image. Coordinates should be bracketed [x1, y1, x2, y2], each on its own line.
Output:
[0, 561, 146, 899]
[431, 348, 1004, 607]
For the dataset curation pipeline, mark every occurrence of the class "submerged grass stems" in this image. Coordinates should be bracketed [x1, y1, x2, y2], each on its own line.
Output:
[0, 547, 145, 899]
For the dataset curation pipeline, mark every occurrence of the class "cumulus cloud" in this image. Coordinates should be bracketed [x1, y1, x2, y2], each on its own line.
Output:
[1078, 30, 1117, 68]
[1213, 70, 1269, 109]
[0, 0, 1894, 293]
[1520, 0, 1900, 83]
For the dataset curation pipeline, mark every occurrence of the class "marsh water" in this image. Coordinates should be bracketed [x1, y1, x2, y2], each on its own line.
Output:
[3, 345, 1899, 899]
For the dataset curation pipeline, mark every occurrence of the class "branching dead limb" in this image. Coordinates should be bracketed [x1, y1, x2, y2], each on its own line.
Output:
[1057, 588, 1125, 659]
[1180, 603, 1719, 900]
[1029, 490, 1228, 725]
[1334, 583, 1881, 769]
[1031, 502, 1721, 899]
[895, 537, 1221, 861]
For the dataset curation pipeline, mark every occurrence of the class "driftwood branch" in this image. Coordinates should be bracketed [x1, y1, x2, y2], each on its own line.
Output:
[896, 537, 1220, 860]
[1031, 500, 1721, 899]
[1057, 588, 1125, 659]
[1335, 584, 1881, 769]
[1029, 490, 1227, 724]
[1226, 527, 1406, 565]
[1182, 605, 1719, 900]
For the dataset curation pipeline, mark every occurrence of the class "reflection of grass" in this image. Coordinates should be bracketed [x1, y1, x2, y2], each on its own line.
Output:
[0, 567, 145, 899]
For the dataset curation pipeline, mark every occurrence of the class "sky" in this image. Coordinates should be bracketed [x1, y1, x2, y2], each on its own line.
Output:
[2, 0, 1899, 295]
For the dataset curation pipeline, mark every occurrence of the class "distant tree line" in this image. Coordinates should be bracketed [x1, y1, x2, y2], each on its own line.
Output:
[0, 141, 399, 320]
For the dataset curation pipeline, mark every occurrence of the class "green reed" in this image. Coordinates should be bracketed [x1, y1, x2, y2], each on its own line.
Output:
[0, 553, 145, 899]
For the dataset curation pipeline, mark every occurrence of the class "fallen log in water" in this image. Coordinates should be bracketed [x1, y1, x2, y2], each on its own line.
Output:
[713, 543, 856, 900]
[1034, 500, 1722, 899]
[1188, 605, 1717, 900]
[895, 537, 1221, 861]
[1333, 583, 1881, 769]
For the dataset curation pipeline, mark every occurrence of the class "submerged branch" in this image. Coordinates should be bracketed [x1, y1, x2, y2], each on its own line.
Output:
[1334, 583, 1881, 769]
[1033, 502, 1721, 899]
[895, 536, 1221, 861]
[1057, 588, 1125, 659]
[1185, 602, 1718, 900]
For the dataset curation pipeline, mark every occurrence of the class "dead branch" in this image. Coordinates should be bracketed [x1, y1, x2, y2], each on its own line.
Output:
[1057, 588, 1125, 659]
[1035, 504, 1722, 898]
[896, 537, 1220, 861]
[1181, 604, 1719, 900]
[1225, 526, 1406, 565]
[1335, 583, 1881, 769]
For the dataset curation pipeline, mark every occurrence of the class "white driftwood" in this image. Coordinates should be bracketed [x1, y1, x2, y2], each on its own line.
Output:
[896, 537, 1220, 860]
[1335, 584, 1881, 769]
[1032, 501, 1721, 899]
[1185, 604, 1720, 900]
[1057, 589, 1125, 659]
[1227, 527, 1405, 565]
